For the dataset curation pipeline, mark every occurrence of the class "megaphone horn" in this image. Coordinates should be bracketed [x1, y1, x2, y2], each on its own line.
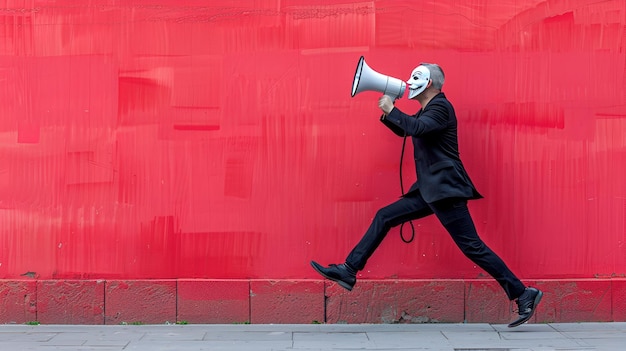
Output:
[351, 56, 406, 99]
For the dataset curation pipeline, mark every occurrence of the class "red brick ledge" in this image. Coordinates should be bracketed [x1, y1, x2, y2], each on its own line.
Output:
[0, 279, 624, 324]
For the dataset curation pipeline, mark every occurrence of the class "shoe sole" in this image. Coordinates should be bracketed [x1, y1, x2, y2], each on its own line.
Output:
[508, 290, 543, 328]
[310, 261, 354, 291]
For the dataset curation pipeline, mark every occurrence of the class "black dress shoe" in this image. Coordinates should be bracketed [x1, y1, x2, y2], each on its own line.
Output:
[508, 287, 543, 328]
[310, 261, 356, 291]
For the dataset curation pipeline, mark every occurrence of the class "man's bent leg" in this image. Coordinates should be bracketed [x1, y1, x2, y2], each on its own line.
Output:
[345, 193, 433, 271]
[311, 195, 430, 291]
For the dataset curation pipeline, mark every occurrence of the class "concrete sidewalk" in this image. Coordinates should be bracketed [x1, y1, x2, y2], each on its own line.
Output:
[0, 322, 624, 351]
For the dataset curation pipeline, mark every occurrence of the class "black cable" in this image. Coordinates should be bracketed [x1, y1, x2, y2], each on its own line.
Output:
[399, 134, 415, 243]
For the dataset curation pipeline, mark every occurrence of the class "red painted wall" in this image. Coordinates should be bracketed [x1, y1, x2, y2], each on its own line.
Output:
[0, 0, 625, 284]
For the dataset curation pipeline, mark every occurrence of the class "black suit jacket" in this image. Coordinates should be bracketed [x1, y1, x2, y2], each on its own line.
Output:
[381, 92, 482, 203]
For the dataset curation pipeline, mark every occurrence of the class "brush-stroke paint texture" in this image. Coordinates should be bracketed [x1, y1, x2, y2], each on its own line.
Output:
[0, 0, 624, 279]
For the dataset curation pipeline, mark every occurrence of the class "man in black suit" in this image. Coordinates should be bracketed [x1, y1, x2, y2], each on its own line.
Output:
[311, 62, 542, 328]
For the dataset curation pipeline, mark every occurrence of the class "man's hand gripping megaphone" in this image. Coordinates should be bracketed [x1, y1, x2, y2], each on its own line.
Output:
[378, 95, 395, 115]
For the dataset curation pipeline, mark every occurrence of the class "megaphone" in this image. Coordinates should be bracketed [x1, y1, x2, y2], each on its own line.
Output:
[351, 56, 406, 99]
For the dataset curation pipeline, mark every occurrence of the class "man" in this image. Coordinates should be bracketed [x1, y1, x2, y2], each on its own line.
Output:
[310, 62, 542, 328]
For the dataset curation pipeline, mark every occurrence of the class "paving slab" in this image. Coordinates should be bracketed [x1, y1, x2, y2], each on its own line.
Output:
[0, 323, 625, 350]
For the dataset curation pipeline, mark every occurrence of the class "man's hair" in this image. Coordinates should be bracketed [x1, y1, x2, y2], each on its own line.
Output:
[421, 63, 445, 90]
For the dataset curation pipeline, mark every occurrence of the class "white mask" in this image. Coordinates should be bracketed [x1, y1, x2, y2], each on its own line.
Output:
[407, 65, 431, 99]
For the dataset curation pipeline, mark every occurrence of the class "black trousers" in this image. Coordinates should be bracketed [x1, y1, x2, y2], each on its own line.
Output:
[345, 193, 526, 300]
